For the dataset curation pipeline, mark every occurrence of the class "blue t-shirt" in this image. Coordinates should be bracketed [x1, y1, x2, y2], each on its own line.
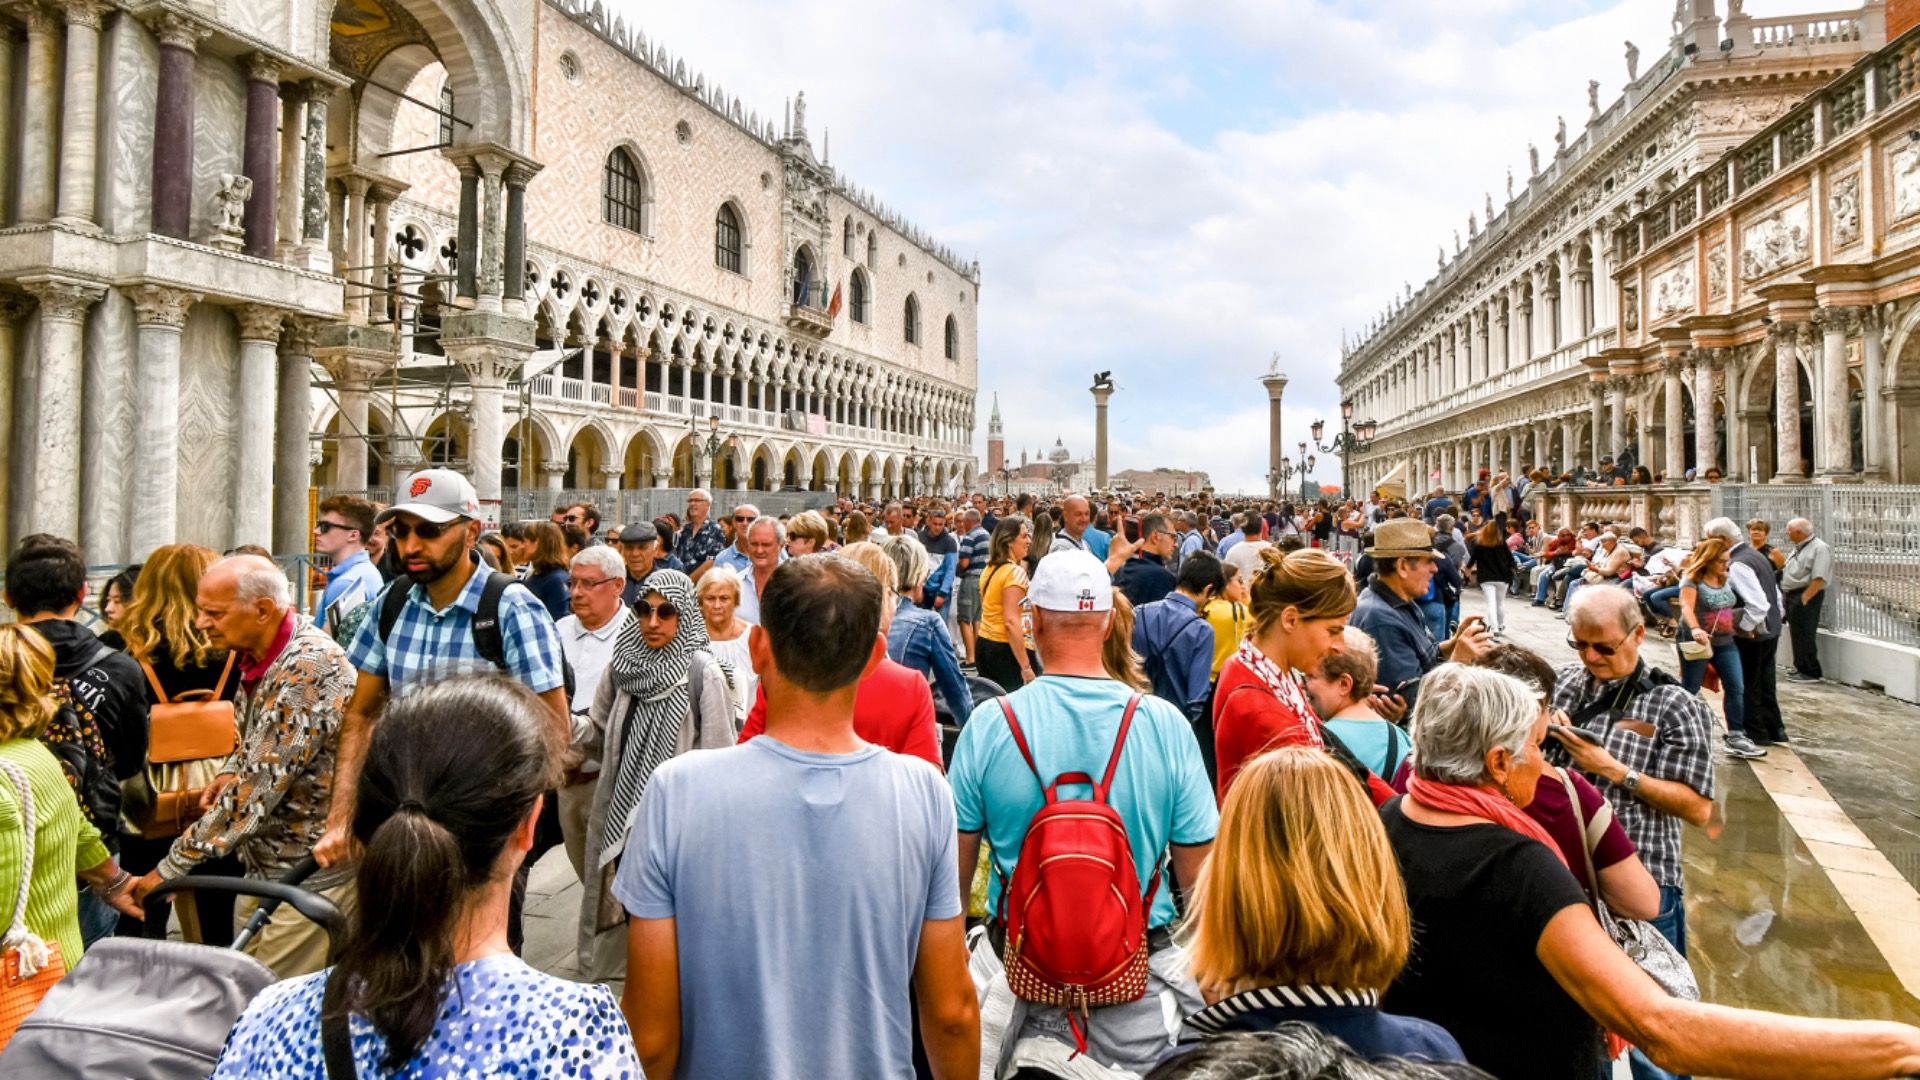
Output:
[951, 675, 1217, 928]
[1324, 716, 1409, 780]
[213, 955, 639, 1078]
[319, 550, 385, 630]
[613, 737, 960, 1079]
[1084, 526, 1112, 560]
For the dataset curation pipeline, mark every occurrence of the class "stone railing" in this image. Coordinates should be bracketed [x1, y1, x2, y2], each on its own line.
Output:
[1732, 10, 1875, 54]
[1529, 483, 1714, 547]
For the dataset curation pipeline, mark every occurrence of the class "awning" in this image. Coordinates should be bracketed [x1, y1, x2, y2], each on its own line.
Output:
[1373, 461, 1407, 501]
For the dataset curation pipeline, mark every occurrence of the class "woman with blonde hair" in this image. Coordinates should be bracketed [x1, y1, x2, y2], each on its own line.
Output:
[1212, 548, 1390, 803]
[1676, 536, 1758, 757]
[1175, 746, 1462, 1063]
[1102, 588, 1149, 692]
[696, 567, 756, 720]
[117, 543, 244, 941]
[0, 624, 143, 988]
[785, 510, 833, 555]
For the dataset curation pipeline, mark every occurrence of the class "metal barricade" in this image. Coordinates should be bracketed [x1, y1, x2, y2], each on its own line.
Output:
[1712, 484, 1920, 647]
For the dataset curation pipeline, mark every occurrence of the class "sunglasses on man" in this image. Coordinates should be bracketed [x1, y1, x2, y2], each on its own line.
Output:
[388, 518, 458, 541]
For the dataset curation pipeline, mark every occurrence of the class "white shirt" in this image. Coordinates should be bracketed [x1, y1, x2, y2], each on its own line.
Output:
[558, 605, 632, 716]
[1725, 543, 1774, 634]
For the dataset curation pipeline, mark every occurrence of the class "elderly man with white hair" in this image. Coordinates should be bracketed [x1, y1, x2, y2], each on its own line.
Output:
[1781, 516, 1833, 683]
[129, 555, 357, 977]
[1703, 515, 1786, 746]
[736, 514, 787, 623]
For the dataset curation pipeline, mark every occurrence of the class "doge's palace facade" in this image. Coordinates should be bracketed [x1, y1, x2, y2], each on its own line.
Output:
[0, 0, 979, 565]
[1338, 1, 1893, 498]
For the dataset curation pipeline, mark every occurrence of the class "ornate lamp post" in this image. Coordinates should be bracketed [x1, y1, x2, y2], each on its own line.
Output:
[692, 415, 738, 487]
[1311, 398, 1377, 500]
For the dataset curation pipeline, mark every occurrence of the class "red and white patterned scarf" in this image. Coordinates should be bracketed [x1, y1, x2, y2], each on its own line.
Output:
[1233, 638, 1322, 749]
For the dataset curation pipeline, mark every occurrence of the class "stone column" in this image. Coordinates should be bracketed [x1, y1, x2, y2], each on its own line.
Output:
[1863, 308, 1887, 479]
[232, 307, 283, 548]
[1773, 322, 1806, 481]
[146, 13, 205, 239]
[476, 153, 507, 311]
[453, 158, 479, 300]
[241, 55, 282, 259]
[1662, 357, 1686, 482]
[300, 84, 330, 257]
[503, 162, 535, 315]
[600, 466, 622, 494]
[274, 321, 316, 555]
[1261, 370, 1287, 499]
[342, 177, 369, 324]
[368, 191, 394, 322]
[543, 461, 568, 494]
[1608, 376, 1628, 459]
[1590, 383, 1606, 467]
[1693, 350, 1719, 476]
[23, 279, 103, 539]
[127, 285, 199, 558]
[0, 295, 32, 556]
[1507, 430, 1521, 477]
[53, 0, 110, 226]
[326, 179, 347, 268]
[326, 364, 372, 490]
[276, 88, 304, 258]
[1817, 306, 1857, 478]
[1092, 381, 1114, 492]
[18, 5, 61, 223]
[0, 23, 16, 224]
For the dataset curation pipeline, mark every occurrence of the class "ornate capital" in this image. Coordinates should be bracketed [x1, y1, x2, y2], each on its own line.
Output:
[62, 0, 110, 31]
[598, 466, 624, 480]
[129, 284, 200, 328]
[278, 317, 321, 356]
[301, 79, 332, 106]
[22, 4, 61, 37]
[146, 10, 209, 50]
[1815, 304, 1864, 335]
[540, 462, 569, 477]
[246, 52, 284, 85]
[235, 304, 286, 343]
[23, 278, 103, 323]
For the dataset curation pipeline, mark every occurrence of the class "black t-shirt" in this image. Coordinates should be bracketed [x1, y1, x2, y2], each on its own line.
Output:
[1379, 798, 1601, 1080]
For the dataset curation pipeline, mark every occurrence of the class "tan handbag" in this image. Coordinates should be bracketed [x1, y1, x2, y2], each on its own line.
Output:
[133, 654, 239, 838]
[0, 760, 65, 1050]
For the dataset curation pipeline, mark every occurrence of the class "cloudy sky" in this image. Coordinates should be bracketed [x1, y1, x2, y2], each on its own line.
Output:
[614, 0, 1844, 493]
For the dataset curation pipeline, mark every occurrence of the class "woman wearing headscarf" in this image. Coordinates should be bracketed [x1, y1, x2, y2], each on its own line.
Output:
[573, 570, 735, 979]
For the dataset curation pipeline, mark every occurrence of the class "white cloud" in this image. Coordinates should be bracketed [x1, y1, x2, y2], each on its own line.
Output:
[607, 0, 1856, 492]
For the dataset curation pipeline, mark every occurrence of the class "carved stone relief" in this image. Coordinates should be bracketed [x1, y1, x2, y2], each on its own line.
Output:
[1831, 173, 1861, 247]
[1623, 284, 1640, 333]
[1892, 143, 1920, 223]
[1651, 259, 1695, 319]
[1707, 248, 1728, 301]
[1740, 199, 1810, 281]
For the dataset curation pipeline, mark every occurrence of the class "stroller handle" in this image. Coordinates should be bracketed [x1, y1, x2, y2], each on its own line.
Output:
[147, 854, 348, 954]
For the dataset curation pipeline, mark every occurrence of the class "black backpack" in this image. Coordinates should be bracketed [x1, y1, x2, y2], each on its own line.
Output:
[376, 572, 576, 701]
[45, 639, 122, 833]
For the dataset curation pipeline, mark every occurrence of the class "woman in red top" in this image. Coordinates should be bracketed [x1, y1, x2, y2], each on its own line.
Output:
[1213, 547, 1393, 805]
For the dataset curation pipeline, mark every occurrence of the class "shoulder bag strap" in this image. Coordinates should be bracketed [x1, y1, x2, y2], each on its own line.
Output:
[1558, 767, 1605, 911]
[320, 967, 358, 1080]
[1, 760, 37, 943]
[137, 657, 172, 704]
[209, 650, 239, 699]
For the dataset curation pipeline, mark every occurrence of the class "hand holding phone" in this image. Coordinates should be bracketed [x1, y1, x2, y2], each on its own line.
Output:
[1549, 722, 1603, 746]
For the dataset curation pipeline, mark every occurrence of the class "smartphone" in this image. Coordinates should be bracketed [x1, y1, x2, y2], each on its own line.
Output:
[1390, 676, 1422, 699]
[1122, 515, 1142, 543]
[1550, 723, 1603, 746]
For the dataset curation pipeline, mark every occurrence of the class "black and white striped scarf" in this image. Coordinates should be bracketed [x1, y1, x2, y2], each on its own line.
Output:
[598, 570, 707, 865]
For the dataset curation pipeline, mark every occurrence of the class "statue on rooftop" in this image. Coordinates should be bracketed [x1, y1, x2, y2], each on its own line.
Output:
[1626, 40, 1641, 81]
[1555, 116, 1567, 152]
[1528, 142, 1539, 175]
[1588, 79, 1601, 120]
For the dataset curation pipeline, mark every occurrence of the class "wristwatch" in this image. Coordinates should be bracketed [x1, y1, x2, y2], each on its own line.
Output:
[1621, 769, 1642, 795]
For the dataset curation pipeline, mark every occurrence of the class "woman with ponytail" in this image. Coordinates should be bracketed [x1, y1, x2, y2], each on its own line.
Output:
[212, 676, 641, 1078]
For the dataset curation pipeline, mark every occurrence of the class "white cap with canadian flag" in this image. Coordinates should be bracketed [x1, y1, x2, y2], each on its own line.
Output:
[1027, 549, 1113, 613]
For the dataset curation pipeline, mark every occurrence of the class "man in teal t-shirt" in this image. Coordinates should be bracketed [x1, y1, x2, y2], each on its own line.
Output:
[950, 550, 1215, 1075]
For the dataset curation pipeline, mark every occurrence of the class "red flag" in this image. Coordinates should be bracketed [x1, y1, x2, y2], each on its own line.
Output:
[827, 282, 843, 319]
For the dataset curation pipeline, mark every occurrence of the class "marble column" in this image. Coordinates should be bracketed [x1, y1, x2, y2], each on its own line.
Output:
[1092, 382, 1113, 493]
[242, 55, 281, 259]
[326, 179, 347, 269]
[1693, 351, 1719, 476]
[600, 466, 622, 494]
[0, 295, 31, 555]
[1560, 418, 1578, 473]
[464, 363, 507, 504]
[342, 177, 369, 324]
[1590, 384, 1606, 467]
[1608, 377, 1628, 460]
[0, 23, 15, 225]
[276, 88, 303, 257]
[1862, 308, 1887, 479]
[274, 321, 316, 555]
[477, 155, 506, 310]
[232, 307, 283, 548]
[126, 286, 198, 558]
[331, 372, 371, 490]
[1261, 371, 1287, 499]
[1507, 431, 1520, 477]
[1774, 323, 1806, 480]
[503, 162, 533, 314]
[1817, 307, 1857, 477]
[146, 13, 204, 239]
[543, 461, 568, 494]
[301, 84, 329, 251]
[53, 0, 109, 227]
[1662, 357, 1687, 481]
[24, 279, 103, 539]
[369, 192, 393, 322]
[453, 158, 479, 299]
[18, 5, 60, 224]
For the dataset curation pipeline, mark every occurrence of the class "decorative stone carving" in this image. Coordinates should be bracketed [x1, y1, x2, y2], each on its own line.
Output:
[235, 305, 285, 342]
[212, 174, 252, 250]
[1892, 143, 1920, 223]
[1651, 260, 1694, 318]
[25, 279, 103, 323]
[1832, 173, 1861, 247]
[1740, 200, 1810, 281]
[1622, 285, 1640, 332]
[1625, 40, 1640, 81]
[1697, 93, 1797, 135]
[130, 285, 200, 328]
[1706, 249, 1728, 301]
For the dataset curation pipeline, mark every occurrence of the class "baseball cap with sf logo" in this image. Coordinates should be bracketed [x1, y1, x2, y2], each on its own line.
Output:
[375, 468, 481, 526]
[1027, 549, 1114, 613]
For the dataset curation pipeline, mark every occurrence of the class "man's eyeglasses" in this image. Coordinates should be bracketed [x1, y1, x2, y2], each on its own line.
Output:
[733, 515, 755, 524]
[388, 519, 454, 541]
[1567, 635, 1628, 657]
[569, 576, 619, 592]
[635, 600, 680, 621]
[313, 521, 357, 536]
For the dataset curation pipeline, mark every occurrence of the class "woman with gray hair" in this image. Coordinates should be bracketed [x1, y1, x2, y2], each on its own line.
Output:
[874, 532, 972, 721]
[1383, 665, 1920, 1080]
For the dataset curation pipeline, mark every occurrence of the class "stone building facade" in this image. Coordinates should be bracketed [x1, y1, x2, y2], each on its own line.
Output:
[0, 0, 980, 563]
[1337, 2, 1909, 502]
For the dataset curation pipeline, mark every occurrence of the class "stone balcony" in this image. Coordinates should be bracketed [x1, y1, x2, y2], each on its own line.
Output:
[1529, 482, 1714, 547]
[783, 301, 834, 338]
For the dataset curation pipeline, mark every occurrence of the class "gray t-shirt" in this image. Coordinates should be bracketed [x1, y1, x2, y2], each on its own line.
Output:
[613, 736, 961, 1079]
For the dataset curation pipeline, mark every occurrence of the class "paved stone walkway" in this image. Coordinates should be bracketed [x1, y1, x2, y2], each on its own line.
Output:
[524, 590, 1920, 1028]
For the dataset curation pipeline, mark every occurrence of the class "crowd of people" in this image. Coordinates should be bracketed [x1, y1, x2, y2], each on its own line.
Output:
[0, 465, 1907, 1080]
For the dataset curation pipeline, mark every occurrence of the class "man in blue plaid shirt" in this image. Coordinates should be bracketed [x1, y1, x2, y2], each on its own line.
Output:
[317, 468, 568, 872]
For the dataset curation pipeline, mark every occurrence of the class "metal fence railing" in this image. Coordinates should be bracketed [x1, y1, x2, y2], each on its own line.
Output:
[1712, 484, 1920, 648]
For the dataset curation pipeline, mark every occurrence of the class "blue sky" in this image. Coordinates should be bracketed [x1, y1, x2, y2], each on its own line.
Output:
[615, 0, 1846, 493]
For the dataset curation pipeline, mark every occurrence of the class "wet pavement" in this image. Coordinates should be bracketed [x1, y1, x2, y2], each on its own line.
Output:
[522, 591, 1920, 1031]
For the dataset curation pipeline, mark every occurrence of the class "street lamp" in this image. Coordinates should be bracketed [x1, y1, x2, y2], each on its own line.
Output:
[692, 415, 738, 486]
[1311, 398, 1377, 500]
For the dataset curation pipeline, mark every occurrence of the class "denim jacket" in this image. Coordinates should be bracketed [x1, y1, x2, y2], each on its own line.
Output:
[887, 597, 973, 720]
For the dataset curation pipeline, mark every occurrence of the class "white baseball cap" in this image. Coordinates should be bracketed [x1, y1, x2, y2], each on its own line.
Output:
[1028, 549, 1114, 613]
[376, 468, 480, 526]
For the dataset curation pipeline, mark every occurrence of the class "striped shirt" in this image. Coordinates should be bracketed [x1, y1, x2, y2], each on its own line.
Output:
[345, 562, 565, 696]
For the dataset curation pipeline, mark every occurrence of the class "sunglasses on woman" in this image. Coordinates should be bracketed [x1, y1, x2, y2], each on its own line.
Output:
[635, 600, 680, 621]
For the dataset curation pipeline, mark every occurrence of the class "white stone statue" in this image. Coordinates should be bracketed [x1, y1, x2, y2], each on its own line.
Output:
[1555, 116, 1567, 151]
[213, 173, 252, 249]
[1468, 212, 1478, 237]
[1528, 142, 1539, 175]
[1626, 40, 1640, 81]
[1729, 0, 1745, 18]
[793, 90, 807, 136]
[1506, 168, 1514, 199]
[1453, 229, 1462, 255]
[1485, 192, 1494, 220]
[1588, 79, 1601, 119]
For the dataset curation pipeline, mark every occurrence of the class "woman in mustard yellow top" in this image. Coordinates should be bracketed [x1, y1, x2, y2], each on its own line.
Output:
[975, 515, 1037, 693]
[1204, 566, 1251, 679]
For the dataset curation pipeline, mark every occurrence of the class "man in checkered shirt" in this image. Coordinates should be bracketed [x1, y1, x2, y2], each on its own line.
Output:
[316, 470, 567, 879]
[1548, 586, 1714, 968]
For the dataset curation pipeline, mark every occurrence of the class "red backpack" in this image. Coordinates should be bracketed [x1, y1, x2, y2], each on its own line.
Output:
[993, 695, 1157, 1055]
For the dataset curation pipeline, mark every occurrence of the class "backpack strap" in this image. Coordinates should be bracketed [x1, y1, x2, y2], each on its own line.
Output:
[1094, 696, 1142, 803]
[321, 967, 357, 1080]
[208, 650, 238, 698]
[471, 571, 516, 671]
[375, 579, 411, 645]
[138, 657, 172, 704]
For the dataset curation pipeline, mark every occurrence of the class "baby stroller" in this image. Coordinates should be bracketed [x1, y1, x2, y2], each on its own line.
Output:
[0, 857, 345, 1079]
